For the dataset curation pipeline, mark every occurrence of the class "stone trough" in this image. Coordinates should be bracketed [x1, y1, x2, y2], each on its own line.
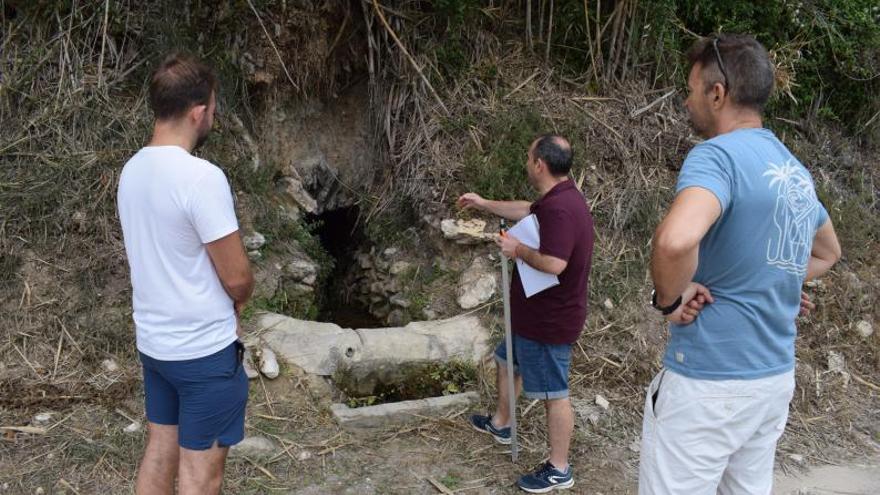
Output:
[256, 312, 491, 430]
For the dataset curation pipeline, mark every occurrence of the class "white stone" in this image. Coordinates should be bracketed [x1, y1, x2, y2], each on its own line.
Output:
[259, 347, 280, 379]
[389, 261, 412, 276]
[383, 247, 399, 257]
[124, 421, 142, 434]
[332, 392, 479, 430]
[827, 351, 846, 374]
[440, 218, 495, 244]
[247, 250, 262, 260]
[101, 359, 119, 373]
[284, 257, 318, 286]
[35, 488, 44, 495]
[297, 450, 313, 461]
[389, 294, 410, 309]
[243, 348, 260, 379]
[258, 313, 490, 377]
[277, 177, 318, 214]
[571, 398, 601, 426]
[230, 436, 277, 458]
[856, 320, 873, 338]
[603, 298, 614, 310]
[595, 394, 610, 411]
[33, 412, 53, 425]
[788, 454, 805, 465]
[457, 258, 496, 310]
[243, 232, 266, 250]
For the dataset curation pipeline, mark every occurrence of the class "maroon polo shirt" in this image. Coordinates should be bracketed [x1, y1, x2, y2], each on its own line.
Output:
[510, 179, 594, 344]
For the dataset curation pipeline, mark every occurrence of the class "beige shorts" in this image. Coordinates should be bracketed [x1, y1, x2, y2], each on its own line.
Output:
[638, 368, 795, 495]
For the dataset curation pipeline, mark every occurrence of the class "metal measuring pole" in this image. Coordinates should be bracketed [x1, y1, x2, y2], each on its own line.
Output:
[500, 219, 518, 462]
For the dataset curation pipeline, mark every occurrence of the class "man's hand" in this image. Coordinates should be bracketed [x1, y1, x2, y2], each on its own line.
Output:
[665, 282, 714, 325]
[799, 291, 815, 316]
[457, 192, 487, 211]
[496, 232, 521, 259]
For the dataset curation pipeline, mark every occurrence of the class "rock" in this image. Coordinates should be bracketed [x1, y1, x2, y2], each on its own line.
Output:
[457, 257, 497, 310]
[33, 412, 53, 425]
[259, 347, 280, 379]
[124, 421, 142, 434]
[440, 218, 495, 244]
[827, 351, 846, 373]
[247, 250, 262, 260]
[277, 176, 318, 214]
[297, 450, 313, 461]
[243, 232, 266, 250]
[332, 391, 479, 430]
[243, 348, 260, 379]
[230, 436, 277, 458]
[383, 247, 399, 257]
[258, 313, 490, 377]
[856, 320, 873, 338]
[389, 261, 412, 276]
[101, 359, 119, 373]
[603, 298, 614, 310]
[422, 308, 437, 320]
[595, 394, 610, 411]
[788, 453, 805, 465]
[389, 293, 410, 309]
[572, 398, 601, 426]
[387, 309, 408, 327]
[35, 488, 44, 495]
[284, 257, 318, 286]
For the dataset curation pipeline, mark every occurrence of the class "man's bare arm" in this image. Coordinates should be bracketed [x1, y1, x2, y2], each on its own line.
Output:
[514, 244, 567, 275]
[805, 219, 841, 281]
[457, 193, 531, 221]
[650, 187, 721, 306]
[205, 230, 254, 312]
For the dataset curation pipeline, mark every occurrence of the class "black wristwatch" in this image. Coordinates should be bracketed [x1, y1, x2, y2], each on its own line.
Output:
[651, 289, 682, 316]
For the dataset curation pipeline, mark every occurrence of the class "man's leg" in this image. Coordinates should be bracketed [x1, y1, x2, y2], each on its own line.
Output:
[492, 359, 522, 427]
[136, 422, 179, 495]
[546, 397, 574, 470]
[178, 444, 229, 495]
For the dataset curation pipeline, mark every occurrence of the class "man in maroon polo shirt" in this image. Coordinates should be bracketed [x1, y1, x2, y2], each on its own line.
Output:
[458, 134, 594, 493]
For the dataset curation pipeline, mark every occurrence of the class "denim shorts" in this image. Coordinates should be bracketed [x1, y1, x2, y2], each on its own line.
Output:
[140, 340, 248, 450]
[494, 333, 572, 400]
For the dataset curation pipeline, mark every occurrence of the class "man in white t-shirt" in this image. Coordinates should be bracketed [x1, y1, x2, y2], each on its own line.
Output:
[118, 53, 254, 495]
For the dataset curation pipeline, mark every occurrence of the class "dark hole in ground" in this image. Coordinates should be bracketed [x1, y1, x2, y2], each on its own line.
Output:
[332, 361, 478, 408]
[308, 206, 384, 328]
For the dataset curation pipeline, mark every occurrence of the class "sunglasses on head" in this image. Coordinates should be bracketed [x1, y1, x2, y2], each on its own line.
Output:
[712, 37, 730, 90]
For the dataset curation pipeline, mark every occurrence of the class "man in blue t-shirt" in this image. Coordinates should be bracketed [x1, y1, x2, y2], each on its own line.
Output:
[640, 34, 841, 494]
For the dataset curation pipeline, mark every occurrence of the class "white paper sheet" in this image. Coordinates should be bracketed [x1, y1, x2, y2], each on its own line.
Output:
[507, 214, 559, 297]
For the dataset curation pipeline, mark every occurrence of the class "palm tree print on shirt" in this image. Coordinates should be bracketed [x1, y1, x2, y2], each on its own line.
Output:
[764, 160, 818, 276]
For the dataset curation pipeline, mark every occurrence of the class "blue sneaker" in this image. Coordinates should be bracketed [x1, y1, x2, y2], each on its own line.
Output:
[517, 461, 574, 493]
[469, 414, 511, 445]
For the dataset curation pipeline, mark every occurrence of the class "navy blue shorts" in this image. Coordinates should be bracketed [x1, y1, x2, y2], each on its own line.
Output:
[495, 334, 572, 400]
[139, 341, 248, 450]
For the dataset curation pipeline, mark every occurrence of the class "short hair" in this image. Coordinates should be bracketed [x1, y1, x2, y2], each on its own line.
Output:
[533, 134, 573, 177]
[686, 33, 774, 112]
[148, 53, 218, 120]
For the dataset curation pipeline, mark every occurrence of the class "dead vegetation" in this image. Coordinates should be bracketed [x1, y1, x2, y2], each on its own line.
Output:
[1, 1, 878, 493]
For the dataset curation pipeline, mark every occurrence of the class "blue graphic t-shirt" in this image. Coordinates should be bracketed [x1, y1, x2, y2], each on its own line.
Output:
[664, 128, 829, 380]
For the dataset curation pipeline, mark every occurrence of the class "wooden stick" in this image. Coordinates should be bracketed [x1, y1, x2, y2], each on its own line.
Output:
[426, 477, 454, 495]
[500, 219, 518, 462]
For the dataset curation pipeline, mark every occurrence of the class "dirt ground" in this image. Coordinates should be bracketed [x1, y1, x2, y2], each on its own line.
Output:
[2, 348, 878, 495]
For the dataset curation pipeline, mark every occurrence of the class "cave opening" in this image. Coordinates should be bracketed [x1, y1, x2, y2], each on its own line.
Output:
[308, 206, 383, 329]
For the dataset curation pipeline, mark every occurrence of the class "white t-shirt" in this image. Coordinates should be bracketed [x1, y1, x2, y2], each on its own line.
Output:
[118, 145, 239, 361]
